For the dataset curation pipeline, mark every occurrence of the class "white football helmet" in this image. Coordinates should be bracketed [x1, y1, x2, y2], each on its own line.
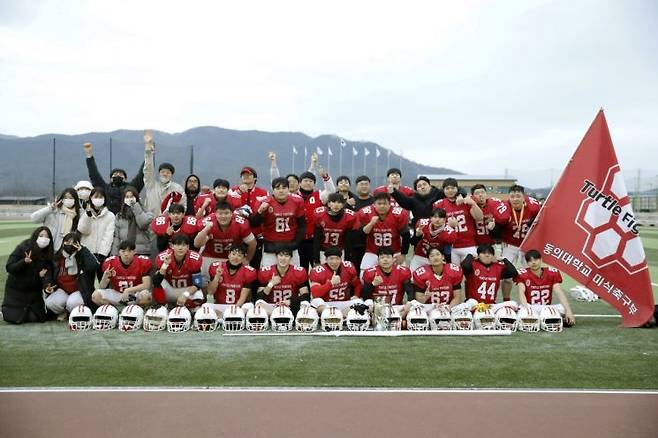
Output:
[495, 306, 518, 331]
[68, 305, 93, 331]
[517, 306, 540, 332]
[473, 307, 496, 330]
[143, 306, 168, 332]
[452, 309, 473, 330]
[388, 305, 402, 331]
[246, 304, 269, 332]
[345, 307, 370, 331]
[540, 306, 563, 332]
[93, 304, 119, 331]
[406, 306, 429, 331]
[429, 305, 452, 330]
[119, 304, 144, 332]
[167, 306, 192, 333]
[570, 286, 599, 302]
[270, 304, 294, 332]
[222, 305, 245, 332]
[320, 306, 343, 331]
[295, 304, 319, 332]
[193, 303, 219, 332]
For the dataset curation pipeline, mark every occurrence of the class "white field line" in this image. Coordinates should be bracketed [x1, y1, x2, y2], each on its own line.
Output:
[221, 330, 511, 337]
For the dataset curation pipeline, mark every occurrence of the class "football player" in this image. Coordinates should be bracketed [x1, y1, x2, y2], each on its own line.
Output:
[151, 203, 200, 252]
[515, 249, 576, 326]
[372, 168, 415, 201]
[461, 244, 518, 305]
[432, 178, 484, 265]
[411, 247, 462, 311]
[207, 244, 258, 317]
[409, 208, 457, 272]
[193, 178, 243, 218]
[470, 184, 510, 246]
[348, 175, 375, 274]
[358, 192, 410, 273]
[251, 177, 306, 267]
[92, 240, 153, 307]
[152, 233, 204, 308]
[361, 248, 414, 318]
[313, 193, 358, 265]
[309, 247, 362, 315]
[256, 247, 309, 315]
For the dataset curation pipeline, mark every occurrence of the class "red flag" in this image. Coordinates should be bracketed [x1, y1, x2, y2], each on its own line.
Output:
[521, 110, 654, 327]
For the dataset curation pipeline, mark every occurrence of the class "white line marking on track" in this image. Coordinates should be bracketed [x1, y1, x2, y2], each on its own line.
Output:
[574, 314, 621, 318]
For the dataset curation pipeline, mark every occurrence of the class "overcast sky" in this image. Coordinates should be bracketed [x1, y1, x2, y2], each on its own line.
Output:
[1, 0, 656, 187]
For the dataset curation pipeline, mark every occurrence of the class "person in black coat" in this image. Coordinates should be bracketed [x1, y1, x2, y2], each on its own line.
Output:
[390, 176, 466, 228]
[2, 226, 55, 324]
[83, 141, 145, 214]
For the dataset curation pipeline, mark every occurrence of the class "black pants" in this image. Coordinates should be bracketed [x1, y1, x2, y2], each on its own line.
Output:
[249, 238, 264, 270]
[349, 245, 366, 277]
[298, 238, 314, 272]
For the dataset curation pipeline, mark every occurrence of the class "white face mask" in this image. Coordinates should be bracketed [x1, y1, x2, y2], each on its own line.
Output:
[61, 198, 75, 208]
[77, 190, 91, 200]
[124, 197, 136, 206]
[36, 236, 50, 248]
[92, 198, 105, 208]
[159, 176, 171, 184]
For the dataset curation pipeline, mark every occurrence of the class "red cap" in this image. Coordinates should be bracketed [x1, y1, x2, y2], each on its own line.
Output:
[240, 166, 257, 178]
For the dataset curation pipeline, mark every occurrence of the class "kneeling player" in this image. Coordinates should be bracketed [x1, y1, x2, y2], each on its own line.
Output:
[462, 244, 518, 307]
[151, 203, 200, 252]
[409, 208, 457, 272]
[515, 249, 576, 326]
[361, 248, 413, 319]
[256, 247, 309, 315]
[411, 247, 462, 312]
[308, 246, 362, 316]
[207, 244, 258, 318]
[152, 233, 204, 307]
[92, 240, 153, 307]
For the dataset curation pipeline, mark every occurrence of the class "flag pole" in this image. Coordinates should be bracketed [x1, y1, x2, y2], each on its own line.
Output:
[375, 149, 379, 186]
[363, 145, 367, 174]
[351, 148, 355, 180]
[292, 145, 295, 174]
[52, 138, 56, 199]
[339, 140, 343, 176]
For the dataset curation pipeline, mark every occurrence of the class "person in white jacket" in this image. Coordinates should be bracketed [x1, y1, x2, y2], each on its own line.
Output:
[30, 188, 81, 251]
[77, 187, 115, 279]
[142, 129, 186, 215]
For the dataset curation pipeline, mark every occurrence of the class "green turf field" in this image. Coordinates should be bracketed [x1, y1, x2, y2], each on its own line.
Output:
[0, 221, 656, 388]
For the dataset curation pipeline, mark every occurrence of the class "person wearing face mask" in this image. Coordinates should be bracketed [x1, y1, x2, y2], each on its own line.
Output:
[142, 129, 186, 215]
[30, 188, 81, 251]
[83, 141, 145, 214]
[44, 232, 99, 320]
[112, 186, 154, 256]
[74, 180, 94, 209]
[77, 187, 116, 279]
[3, 227, 55, 323]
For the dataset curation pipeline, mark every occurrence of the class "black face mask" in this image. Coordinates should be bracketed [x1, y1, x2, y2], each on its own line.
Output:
[63, 244, 77, 255]
[112, 176, 125, 186]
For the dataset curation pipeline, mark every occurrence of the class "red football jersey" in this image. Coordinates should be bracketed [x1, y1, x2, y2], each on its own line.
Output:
[502, 196, 541, 247]
[257, 265, 308, 304]
[515, 267, 563, 305]
[193, 193, 243, 218]
[299, 190, 323, 239]
[257, 195, 306, 243]
[308, 261, 361, 301]
[362, 265, 411, 305]
[412, 263, 463, 305]
[102, 255, 153, 291]
[432, 198, 477, 248]
[156, 249, 203, 288]
[373, 185, 414, 206]
[314, 207, 358, 250]
[231, 185, 269, 238]
[208, 261, 258, 304]
[464, 260, 508, 304]
[151, 215, 200, 240]
[199, 213, 253, 259]
[413, 219, 458, 257]
[475, 198, 510, 245]
[358, 205, 409, 254]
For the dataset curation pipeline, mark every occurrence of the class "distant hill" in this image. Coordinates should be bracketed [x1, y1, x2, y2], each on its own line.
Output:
[0, 126, 460, 197]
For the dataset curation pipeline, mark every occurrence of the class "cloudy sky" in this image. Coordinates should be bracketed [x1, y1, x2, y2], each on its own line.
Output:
[1, 0, 656, 187]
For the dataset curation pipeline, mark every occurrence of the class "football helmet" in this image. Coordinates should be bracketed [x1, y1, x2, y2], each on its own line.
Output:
[320, 306, 343, 332]
[451, 309, 473, 330]
[295, 304, 319, 332]
[68, 305, 93, 331]
[516, 306, 540, 332]
[270, 304, 294, 332]
[119, 304, 144, 332]
[193, 303, 219, 332]
[494, 306, 518, 331]
[143, 305, 168, 332]
[473, 306, 496, 330]
[540, 306, 563, 332]
[429, 305, 452, 330]
[93, 304, 119, 331]
[222, 305, 245, 332]
[388, 305, 402, 331]
[246, 304, 269, 332]
[167, 306, 192, 333]
[345, 307, 370, 331]
[406, 306, 429, 331]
